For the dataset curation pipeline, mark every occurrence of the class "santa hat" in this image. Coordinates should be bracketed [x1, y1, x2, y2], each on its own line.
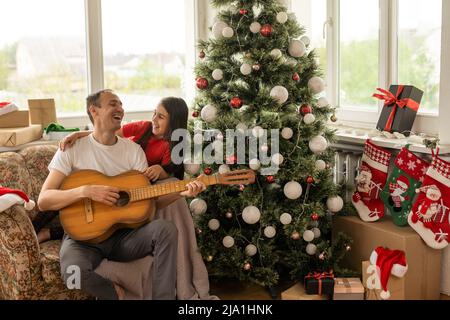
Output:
[0, 187, 35, 211]
[369, 247, 408, 300]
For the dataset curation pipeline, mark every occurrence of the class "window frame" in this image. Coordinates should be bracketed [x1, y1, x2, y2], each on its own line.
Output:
[321, 0, 447, 137]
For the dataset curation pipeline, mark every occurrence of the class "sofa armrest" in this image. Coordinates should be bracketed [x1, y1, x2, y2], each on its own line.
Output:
[0, 205, 42, 299]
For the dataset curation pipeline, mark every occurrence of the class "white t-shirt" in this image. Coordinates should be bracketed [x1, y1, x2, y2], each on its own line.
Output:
[48, 134, 148, 176]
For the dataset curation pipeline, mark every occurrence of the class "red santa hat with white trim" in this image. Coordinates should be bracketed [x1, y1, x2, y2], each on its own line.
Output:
[0, 187, 35, 212]
[370, 246, 408, 300]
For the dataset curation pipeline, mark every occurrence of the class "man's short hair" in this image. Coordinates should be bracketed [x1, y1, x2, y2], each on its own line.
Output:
[86, 89, 114, 123]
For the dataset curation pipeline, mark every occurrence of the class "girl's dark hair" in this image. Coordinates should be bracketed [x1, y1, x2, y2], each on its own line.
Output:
[136, 97, 188, 180]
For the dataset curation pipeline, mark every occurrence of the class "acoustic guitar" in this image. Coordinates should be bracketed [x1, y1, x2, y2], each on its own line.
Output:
[59, 169, 255, 243]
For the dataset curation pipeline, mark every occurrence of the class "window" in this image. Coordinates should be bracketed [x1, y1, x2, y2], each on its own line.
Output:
[0, 0, 87, 114]
[102, 0, 189, 112]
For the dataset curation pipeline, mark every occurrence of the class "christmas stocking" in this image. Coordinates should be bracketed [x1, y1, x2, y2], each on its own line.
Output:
[0, 187, 36, 212]
[408, 151, 450, 249]
[370, 247, 408, 300]
[352, 140, 392, 222]
[381, 147, 430, 226]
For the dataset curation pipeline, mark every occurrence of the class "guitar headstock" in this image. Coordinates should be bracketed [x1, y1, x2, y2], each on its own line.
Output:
[216, 169, 256, 185]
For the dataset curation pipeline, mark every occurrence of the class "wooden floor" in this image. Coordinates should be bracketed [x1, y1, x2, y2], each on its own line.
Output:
[210, 279, 450, 300]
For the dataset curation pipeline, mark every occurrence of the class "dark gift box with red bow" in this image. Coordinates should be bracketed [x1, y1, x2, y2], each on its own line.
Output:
[374, 85, 423, 136]
[304, 272, 335, 296]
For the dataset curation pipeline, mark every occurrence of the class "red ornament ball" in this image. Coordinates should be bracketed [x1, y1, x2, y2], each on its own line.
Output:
[230, 97, 243, 109]
[260, 24, 273, 37]
[196, 78, 208, 90]
[266, 175, 275, 184]
[192, 111, 199, 118]
[311, 213, 319, 221]
[300, 104, 312, 115]
[292, 73, 300, 82]
[204, 167, 213, 175]
[199, 50, 205, 59]
[306, 176, 315, 184]
[239, 9, 248, 15]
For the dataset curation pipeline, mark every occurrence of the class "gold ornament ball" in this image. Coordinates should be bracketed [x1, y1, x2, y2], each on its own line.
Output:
[245, 52, 252, 58]
[244, 262, 252, 270]
[196, 228, 202, 235]
[206, 255, 213, 262]
[225, 212, 233, 219]
[331, 114, 338, 122]
[291, 231, 300, 240]
[345, 244, 352, 252]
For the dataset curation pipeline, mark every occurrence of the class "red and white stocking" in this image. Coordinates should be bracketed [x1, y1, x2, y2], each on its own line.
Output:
[352, 140, 392, 222]
[408, 151, 450, 249]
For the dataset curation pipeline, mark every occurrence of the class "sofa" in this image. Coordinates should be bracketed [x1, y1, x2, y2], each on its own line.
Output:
[0, 145, 216, 300]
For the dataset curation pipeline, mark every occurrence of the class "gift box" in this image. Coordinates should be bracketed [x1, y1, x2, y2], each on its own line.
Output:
[0, 125, 42, 147]
[28, 99, 57, 130]
[304, 272, 335, 296]
[333, 278, 365, 300]
[0, 110, 30, 128]
[362, 261, 404, 300]
[374, 85, 423, 136]
[281, 282, 328, 300]
[332, 215, 441, 299]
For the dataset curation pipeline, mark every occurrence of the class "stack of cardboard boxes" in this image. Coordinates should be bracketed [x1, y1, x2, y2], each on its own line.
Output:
[0, 99, 56, 148]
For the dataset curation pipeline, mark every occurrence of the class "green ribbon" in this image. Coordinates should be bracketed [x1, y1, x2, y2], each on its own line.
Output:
[44, 123, 80, 134]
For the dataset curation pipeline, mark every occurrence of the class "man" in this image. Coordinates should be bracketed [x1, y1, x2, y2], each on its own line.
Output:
[38, 89, 205, 300]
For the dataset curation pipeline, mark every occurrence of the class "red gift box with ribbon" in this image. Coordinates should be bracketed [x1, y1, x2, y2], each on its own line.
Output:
[374, 85, 423, 136]
[304, 271, 335, 296]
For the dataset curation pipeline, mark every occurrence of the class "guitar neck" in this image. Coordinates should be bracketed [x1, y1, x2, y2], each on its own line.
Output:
[129, 175, 218, 202]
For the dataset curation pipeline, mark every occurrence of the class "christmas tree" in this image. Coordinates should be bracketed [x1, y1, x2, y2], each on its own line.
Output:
[186, 0, 352, 288]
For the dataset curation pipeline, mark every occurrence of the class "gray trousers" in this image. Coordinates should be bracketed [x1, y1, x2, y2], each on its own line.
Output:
[59, 219, 178, 300]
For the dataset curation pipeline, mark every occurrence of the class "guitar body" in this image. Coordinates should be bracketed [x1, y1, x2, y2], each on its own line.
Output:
[60, 170, 155, 244]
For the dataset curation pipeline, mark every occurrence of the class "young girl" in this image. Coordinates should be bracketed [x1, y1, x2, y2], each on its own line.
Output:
[34, 96, 189, 243]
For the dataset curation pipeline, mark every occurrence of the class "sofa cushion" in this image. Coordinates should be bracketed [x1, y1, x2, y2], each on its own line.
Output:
[39, 240, 62, 284]
[20, 145, 58, 219]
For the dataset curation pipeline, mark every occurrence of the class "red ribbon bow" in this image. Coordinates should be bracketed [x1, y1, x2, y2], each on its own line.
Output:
[304, 271, 334, 295]
[373, 86, 420, 132]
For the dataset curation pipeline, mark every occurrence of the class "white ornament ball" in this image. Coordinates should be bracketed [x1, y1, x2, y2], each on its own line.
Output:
[312, 227, 321, 239]
[303, 113, 316, 125]
[189, 198, 207, 215]
[249, 159, 261, 170]
[300, 35, 311, 46]
[270, 48, 283, 59]
[280, 213, 292, 225]
[270, 86, 289, 104]
[281, 127, 294, 140]
[184, 163, 200, 175]
[242, 206, 261, 225]
[317, 97, 329, 108]
[240, 63, 252, 76]
[245, 244, 258, 256]
[193, 133, 203, 145]
[284, 181, 303, 200]
[223, 236, 235, 248]
[201, 105, 217, 123]
[303, 230, 315, 242]
[264, 226, 277, 238]
[252, 126, 265, 138]
[222, 27, 234, 38]
[309, 135, 328, 154]
[315, 159, 327, 171]
[288, 40, 306, 58]
[327, 196, 344, 213]
[212, 69, 223, 81]
[306, 243, 317, 255]
[308, 76, 325, 94]
[212, 21, 228, 38]
[276, 12, 288, 24]
[218, 164, 230, 174]
[250, 21, 262, 33]
[208, 219, 220, 231]
[236, 122, 248, 134]
[271, 153, 284, 166]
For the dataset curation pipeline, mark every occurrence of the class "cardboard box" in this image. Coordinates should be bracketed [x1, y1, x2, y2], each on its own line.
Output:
[362, 260, 405, 300]
[0, 125, 42, 147]
[28, 99, 57, 129]
[0, 110, 29, 128]
[333, 278, 365, 300]
[281, 282, 328, 300]
[332, 215, 441, 299]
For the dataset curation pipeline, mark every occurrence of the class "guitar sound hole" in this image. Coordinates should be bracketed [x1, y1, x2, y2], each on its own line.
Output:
[116, 191, 130, 207]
